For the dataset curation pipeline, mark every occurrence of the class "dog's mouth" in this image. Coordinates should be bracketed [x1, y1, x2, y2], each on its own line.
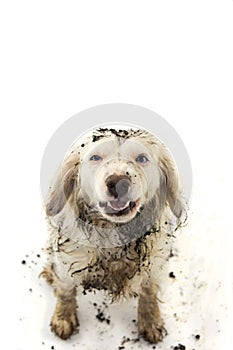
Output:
[99, 199, 140, 217]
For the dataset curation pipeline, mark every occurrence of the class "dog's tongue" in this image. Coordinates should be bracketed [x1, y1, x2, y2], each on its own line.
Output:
[109, 200, 128, 210]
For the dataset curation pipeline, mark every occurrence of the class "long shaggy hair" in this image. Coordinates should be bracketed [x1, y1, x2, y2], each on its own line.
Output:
[41, 128, 187, 343]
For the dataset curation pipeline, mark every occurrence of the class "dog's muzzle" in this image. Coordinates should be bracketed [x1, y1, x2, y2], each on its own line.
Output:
[97, 174, 136, 216]
[106, 174, 131, 199]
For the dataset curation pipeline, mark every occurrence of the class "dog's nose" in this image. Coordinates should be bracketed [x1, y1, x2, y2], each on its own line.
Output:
[106, 174, 131, 199]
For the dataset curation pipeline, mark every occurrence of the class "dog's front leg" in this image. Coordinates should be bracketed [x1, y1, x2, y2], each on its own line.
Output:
[138, 276, 167, 344]
[51, 284, 79, 340]
[41, 264, 79, 340]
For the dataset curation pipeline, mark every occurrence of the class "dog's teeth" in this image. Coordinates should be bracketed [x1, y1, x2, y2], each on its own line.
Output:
[109, 201, 128, 210]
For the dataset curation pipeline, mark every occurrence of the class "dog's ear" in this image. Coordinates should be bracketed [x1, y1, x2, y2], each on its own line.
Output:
[46, 152, 80, 216]
[158, 147, 185, 221]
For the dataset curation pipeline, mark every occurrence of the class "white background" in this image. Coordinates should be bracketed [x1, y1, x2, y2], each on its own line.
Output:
[0, 1, 233, 349]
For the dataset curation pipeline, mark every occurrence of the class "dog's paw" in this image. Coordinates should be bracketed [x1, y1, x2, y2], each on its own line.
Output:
[138, 319, 167, 344]
[50, 310, 79, 340]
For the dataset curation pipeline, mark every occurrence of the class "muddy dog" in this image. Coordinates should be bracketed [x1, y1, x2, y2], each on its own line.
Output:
[41, 128, 186, 343]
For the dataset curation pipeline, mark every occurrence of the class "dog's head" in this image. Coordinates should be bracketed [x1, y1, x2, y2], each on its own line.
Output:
[46, 128, 185, 228]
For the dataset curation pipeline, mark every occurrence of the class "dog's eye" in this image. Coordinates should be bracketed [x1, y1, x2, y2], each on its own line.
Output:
[89, 155, 103, 161]
[135, 154, 149, 164]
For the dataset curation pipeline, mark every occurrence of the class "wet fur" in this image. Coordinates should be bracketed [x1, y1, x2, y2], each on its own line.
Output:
[42, 128, 186, 343]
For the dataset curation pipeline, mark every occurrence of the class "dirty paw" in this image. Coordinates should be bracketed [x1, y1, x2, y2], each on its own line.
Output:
[50, 312, 79, 340]
[138, 322, 167, 344]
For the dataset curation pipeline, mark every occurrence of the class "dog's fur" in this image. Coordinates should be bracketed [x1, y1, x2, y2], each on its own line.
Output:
[41, 128, 186, 343]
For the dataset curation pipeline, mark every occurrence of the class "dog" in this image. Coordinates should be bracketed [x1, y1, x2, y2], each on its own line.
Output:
[41, 127, 186, 344]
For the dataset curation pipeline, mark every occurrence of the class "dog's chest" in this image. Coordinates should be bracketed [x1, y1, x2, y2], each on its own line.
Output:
[81, 253, 142, 297]
[58, 239, 151, 298]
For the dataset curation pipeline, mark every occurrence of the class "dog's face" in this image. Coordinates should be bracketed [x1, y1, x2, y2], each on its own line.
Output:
[46, 128, 184, 230]
[80, 136, 160, 223]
